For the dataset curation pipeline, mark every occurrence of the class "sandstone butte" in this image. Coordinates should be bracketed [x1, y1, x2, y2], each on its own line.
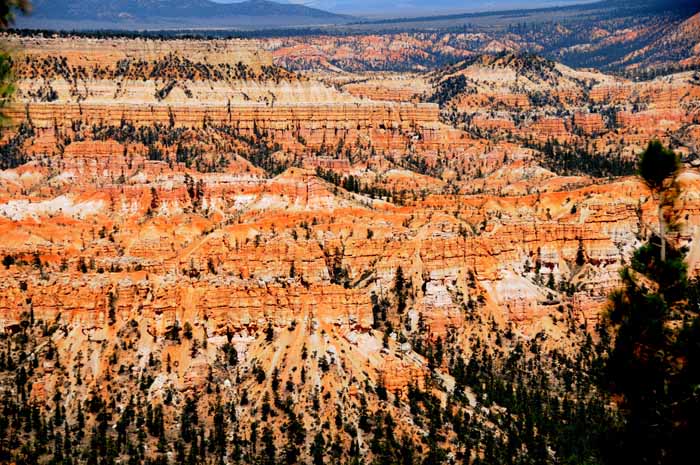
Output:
[0, 32, 700, 463]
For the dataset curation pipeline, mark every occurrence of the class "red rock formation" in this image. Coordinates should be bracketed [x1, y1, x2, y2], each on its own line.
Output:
[573, 112, 606, 135]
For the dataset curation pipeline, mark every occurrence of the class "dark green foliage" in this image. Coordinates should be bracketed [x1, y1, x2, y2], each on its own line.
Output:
[2, 254, 14, 269]
[0, 1, 28, 129]
[427, 74, 468, 106]
[213, 124, 287, 176]
[393, 266, 407, 314]
[147, 144, 163, 161]
[0, 121, 33, 169]
[327, 247, 350, 288]
[165, 320, 181, 342]
[630, 241, 687, 300]
[183, 322, 193, 340]
[223, 342, 238, 366]
[527, 138, 635, 178]
[315, 166, 396, 202]
[449, 332, 615, 465]
[602, 239, 700, 465]
[311, 431, 325, 465]
[179, 397, 198, 444]
[261, 426, 276, 465]
[0, 0, 28, 29]
[638, 140, 679, 191]
[107, 291, 117, 326]
[575, 240, 586, 267]
[16, 52, 294, 85]
[371, 292, 390, 329]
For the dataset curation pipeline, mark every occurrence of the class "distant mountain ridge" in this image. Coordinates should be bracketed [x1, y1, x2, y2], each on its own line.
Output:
[616, 11, 700, 70]
[18, 0, 352, 29]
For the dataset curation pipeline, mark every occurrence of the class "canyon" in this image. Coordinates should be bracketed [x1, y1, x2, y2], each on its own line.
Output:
[1, 9, 700, 464]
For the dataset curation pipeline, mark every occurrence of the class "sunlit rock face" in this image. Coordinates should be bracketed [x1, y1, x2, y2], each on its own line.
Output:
[1, 29, 700, 464]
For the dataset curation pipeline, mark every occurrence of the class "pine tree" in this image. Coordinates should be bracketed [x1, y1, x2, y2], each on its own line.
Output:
[638, 140, 679, 262]
[261, 426, 276, 465]
[601, 148, 699, 465]
[394, 266, 407, 314]
[311, 432, 325, 465]
[576, 239, 586, 267]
